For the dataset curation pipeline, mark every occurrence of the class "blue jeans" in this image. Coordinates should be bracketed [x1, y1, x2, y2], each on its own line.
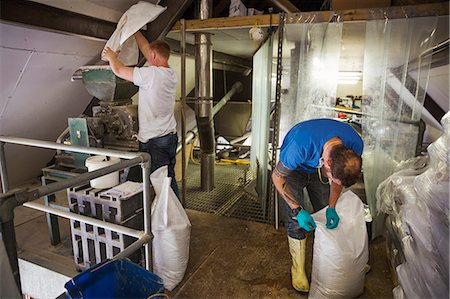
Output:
[139, 133, 179, 198]
[283, 170, 330, 240]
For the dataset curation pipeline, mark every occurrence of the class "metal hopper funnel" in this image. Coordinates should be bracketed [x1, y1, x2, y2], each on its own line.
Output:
[78, 66, 138, 105]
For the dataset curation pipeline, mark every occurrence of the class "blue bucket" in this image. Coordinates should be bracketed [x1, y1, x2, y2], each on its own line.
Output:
[65, 259, 165, 298]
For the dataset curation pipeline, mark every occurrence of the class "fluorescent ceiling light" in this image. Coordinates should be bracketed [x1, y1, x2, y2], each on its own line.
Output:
[338, 79, 359, 85]
[338, 71, 362, 77]
[338, 71, 362, 84]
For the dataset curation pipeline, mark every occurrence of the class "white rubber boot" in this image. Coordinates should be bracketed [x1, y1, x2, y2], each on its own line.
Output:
[288, 236, 309, 293]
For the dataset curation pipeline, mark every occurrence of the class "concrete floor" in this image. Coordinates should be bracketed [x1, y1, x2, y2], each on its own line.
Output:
[14, 200, 394, 298]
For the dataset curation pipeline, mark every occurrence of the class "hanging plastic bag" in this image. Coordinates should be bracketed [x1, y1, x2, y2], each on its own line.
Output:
[309, 190, 369, 299]
[150, 166, 191, 291]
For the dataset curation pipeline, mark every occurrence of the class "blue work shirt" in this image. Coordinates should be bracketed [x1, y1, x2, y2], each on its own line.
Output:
[279, 119, 363, 173]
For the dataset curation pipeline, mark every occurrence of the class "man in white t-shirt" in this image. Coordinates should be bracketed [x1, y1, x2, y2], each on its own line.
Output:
[103, 31, 179, 197]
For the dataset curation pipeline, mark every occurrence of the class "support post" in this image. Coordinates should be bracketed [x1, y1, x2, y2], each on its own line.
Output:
[181, 18, 187, 207]
[0, 142, 9, 193]
[41, 176, 61, 245]
[0, 193, 21, 294]
[141, 158, 153, 271]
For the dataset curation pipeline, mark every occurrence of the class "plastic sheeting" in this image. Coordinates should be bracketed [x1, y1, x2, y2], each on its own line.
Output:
[361, 13, 438, 238]
[377, 111, 449, 298]
[280, 11, 438, 240]
[250, 36, 273, 207]
[280, 14, 343, 142]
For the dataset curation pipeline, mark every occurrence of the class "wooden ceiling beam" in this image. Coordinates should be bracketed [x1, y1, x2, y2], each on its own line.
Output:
[171, 14, 279, 31]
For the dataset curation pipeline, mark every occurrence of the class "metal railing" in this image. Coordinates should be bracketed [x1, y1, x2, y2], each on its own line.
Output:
[0, 135, 154, 294]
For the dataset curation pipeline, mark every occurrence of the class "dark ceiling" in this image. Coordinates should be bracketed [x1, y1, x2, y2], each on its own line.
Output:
[181, 0, 326, 19]
[180, 0, 449, 19]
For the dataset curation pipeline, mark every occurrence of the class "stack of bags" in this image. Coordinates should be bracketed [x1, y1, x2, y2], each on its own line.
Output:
[377, 112, 449, 298]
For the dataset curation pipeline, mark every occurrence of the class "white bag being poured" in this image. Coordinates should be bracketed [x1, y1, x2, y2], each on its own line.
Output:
[309, 190, 369, 299]
[150, 166, 191, 291]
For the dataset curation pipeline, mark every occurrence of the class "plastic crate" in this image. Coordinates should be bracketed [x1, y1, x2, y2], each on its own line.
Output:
[65, 259, 165, 298]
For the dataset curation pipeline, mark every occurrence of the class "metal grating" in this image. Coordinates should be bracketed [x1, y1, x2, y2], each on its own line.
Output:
[222, 193, 269, 223]
[181, 162, 269, 224]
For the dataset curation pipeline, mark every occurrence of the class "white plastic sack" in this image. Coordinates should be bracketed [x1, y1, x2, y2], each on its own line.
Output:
[150, 166, 191, 291]
[103, 1, 166, 65]
[309, 190, 369, 299]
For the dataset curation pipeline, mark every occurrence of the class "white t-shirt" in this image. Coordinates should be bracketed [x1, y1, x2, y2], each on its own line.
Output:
[133, 66, 177, 142]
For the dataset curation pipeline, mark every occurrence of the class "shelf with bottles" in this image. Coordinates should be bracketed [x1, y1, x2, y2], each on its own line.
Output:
[336, 95, 362, 111]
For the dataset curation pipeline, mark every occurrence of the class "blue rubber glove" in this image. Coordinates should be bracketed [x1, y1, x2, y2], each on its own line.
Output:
[326, 207, 340, 229]
[296, 210, 317, 232]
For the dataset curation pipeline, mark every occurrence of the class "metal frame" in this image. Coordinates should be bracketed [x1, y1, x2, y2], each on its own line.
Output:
[41, 175, 62, 245]
[23, 202, 145, 239]
[41, 165, 81, 245]
[270, 14, 285, 230]
[181, 18, 187, 207]
[0, 135, 154, 294]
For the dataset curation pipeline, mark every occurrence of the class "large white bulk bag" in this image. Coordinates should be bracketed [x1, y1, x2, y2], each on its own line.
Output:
[150, 166, 191, 291]
[309, 190, 369, 299]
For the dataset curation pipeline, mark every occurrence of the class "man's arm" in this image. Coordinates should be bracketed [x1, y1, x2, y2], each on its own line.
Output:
[102, 47, 134, 82]
[271, 162, 299, 209]
[134, 31, 152, 62]
[328, 181, 343, 208]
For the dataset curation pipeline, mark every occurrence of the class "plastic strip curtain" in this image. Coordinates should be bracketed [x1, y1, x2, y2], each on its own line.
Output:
[250, 35, 274, 208]
[280, 14, 343, 141]
[361, 9, 438, 238]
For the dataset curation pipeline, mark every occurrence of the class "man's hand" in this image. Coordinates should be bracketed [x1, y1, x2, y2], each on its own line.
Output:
[326, 207, 340, 229]
[100, 47, 133, 82]
[296, 210, 317, 232]
[102, 47, 119, 62]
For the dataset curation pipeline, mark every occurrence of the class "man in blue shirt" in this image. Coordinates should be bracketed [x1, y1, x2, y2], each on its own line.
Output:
[272, 118, 363, 293]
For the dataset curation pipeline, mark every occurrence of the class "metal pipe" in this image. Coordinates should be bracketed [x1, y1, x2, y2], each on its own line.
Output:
[177, 129, 197, 154]
[23, 201, 145, 238]
[176, 81, 243, 154]
[195, 0, 214, 191]
[0, 142, 9, 193]
[113, 234, 152, 260]
[270, 0, 300, 13]
[195, 34, 213, 98]
[196, 100, 215, 191]
[229, 132, 251, 145]
[0, 136, 141, 160]
[195, 99, 214, 155]
[271, 14, 286, 227]
[211, 82, 243, 116]
[181, 18, 187, 207]
[0, 136, 153, 292]
[55, 127, 70, 155]
[20, 157, 146, 203]
[199, 0, 212, 20]
[1, 219, 21, 293]
[141, 162, 153, 271]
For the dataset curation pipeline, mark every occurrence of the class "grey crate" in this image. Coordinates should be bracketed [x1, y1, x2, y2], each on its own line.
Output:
[67, 184, 144, 222]
[67, 183, 150, 271]
[70, 210, 143, 271]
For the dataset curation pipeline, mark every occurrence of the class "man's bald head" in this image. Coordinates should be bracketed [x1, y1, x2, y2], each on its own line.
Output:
[329, 145, 362, 187]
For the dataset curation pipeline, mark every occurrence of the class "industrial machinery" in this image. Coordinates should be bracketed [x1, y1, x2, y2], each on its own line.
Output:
[40, 66, 143, 251]
[61, 66, 140, 166]
[81, 66, 139, 151]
